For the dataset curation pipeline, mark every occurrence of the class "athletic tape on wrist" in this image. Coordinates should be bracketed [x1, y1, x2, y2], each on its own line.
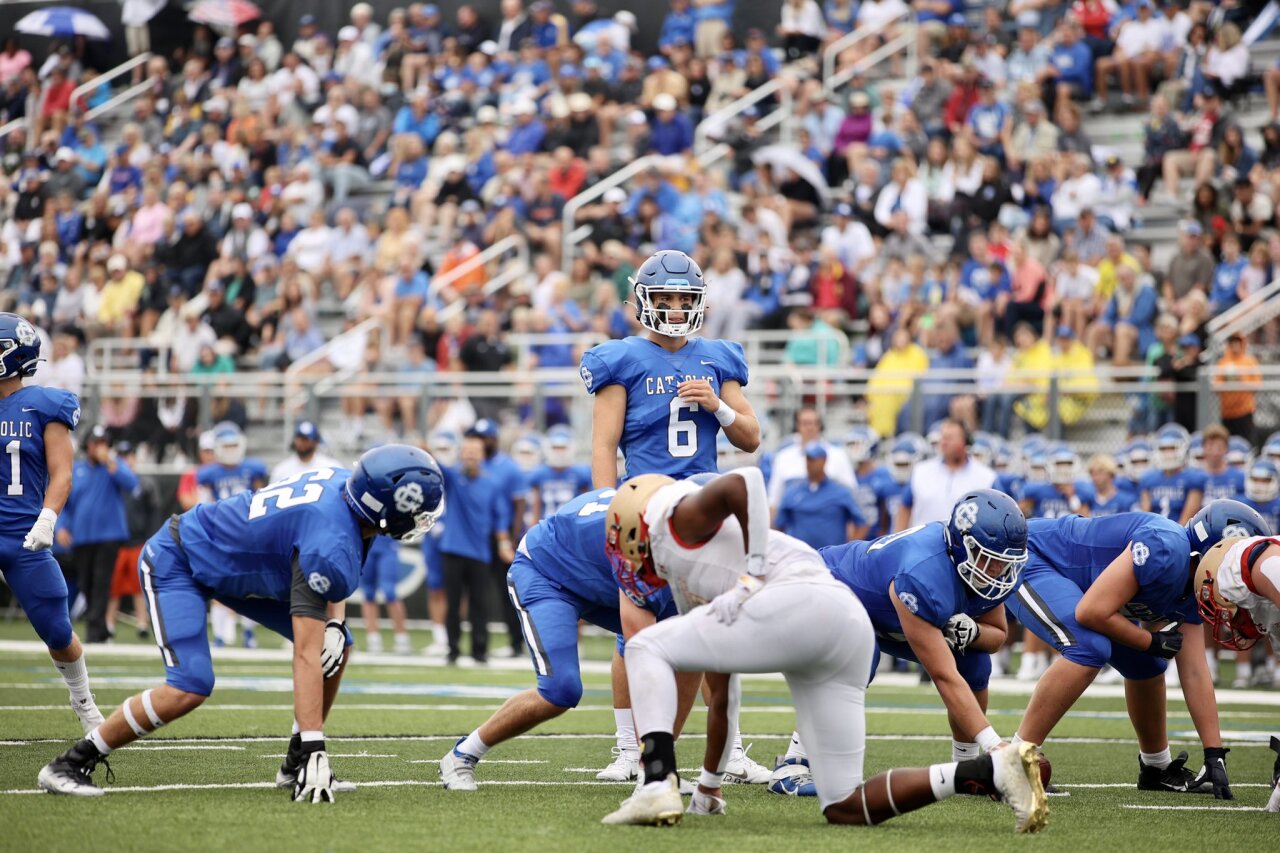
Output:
[699, 768, 725, 790]
[976, 727, 1001, 752]
[713, 405, 737, 426]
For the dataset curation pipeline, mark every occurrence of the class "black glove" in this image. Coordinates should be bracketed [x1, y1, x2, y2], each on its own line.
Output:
[1145, 623, 1183, 659]
[1192, 747, 1232, 800]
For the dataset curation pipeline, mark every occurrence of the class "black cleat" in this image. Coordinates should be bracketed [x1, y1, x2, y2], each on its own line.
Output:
[38, 740, 112, 796]
[1137, 751, 1206, 793]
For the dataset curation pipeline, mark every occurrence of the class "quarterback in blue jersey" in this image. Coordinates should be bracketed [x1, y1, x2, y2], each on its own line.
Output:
[1139, 425, 1206, 524]
[580, 250, 760, 488]
[38, 445, 445, 801]
[0, 313, 103, 735]
[439, 487, 685, 791]
[195, 421, 269, 500]
[527, 428, 593, 521]
[818, 491, 1028, 764]
[1006, 501, 1270, 798]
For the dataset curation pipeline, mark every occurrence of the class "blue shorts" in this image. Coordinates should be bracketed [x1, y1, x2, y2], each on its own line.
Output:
[422, 535, 444, 592]
[1006, 558, 1167, 681]
[1, 537, 72, 649]
[506, 555, 626, 709]
[138, 525, 295, 696]
[869, 633, 992, 691]
[360, 547, 401, 604]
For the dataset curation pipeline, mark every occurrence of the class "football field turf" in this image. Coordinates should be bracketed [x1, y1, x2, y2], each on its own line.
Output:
[0, 622, 1277, 853]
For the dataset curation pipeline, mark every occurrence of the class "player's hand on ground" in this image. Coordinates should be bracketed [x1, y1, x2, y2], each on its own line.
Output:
[22, 509, 57, 551]
[942, 614, 979, 652]
[293, 748, 336, 803]
[676, 379, 720, 411]
[1193, 747, 1232, 800]
[708, 575, 762, 625]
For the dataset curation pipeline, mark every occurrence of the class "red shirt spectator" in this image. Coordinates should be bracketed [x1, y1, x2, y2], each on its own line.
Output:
[42, 71, 74, 117]
[1071, 0, 1111, 40]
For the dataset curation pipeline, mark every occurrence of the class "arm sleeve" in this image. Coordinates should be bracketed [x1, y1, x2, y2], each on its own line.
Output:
[578, 346, 617, 395]
[290, 555, 329, 620]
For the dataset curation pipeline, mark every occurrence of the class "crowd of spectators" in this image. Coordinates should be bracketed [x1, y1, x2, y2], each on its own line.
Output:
[0, 0, 1277, 467]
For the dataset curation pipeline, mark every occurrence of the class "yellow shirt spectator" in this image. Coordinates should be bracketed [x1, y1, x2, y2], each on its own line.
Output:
[98, 257, 145, 327]
[1094, 252, 1142, 301]
[867, 330, 929, 437]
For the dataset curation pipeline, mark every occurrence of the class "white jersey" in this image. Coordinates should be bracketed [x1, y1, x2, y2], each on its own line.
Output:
[270, 452, 346, 484]
[644, 480, 839, 614]
[1215, 537, 1280, 645]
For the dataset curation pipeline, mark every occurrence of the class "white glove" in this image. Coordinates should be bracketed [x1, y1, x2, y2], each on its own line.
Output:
[709, 575, 763, 625]
[320, 620, 348, 679]
[687, 788, 727, 815]
[292, 748, 336, 803]
[745, 553, 766, 578]
[23, 508, 57, 552]
[942, 614, 980, 652]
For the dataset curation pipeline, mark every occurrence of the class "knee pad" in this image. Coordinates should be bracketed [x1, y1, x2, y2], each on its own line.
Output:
[536, 673, 584, 710]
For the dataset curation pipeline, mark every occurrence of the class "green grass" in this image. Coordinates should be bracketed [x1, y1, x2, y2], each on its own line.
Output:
[0, 618, 1277, 852]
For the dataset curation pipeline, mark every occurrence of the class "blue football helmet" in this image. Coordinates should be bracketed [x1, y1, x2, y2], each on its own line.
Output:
[926, 419, 947, 455]
[631, 249, 706, 337]
[1025, 450, 1049, 484]
[1048, 444, 1079, 485]
[969, 432, 996, 467]
[1246, 459, 1280, 504]
[843, 425, 880, 465]
[428, 430, 459, 468]
[1187, 432, 1205, 469]
[1263, 432, 1280, 466]
[545, 427, 574, 469]
[888, 432, 927, 484]
[212, 421, 247, 466]
[512, 434, 543, 472]
[1229, 435, 1254, 469]
[1124, 439, 1154, 480]
[992, 442, 1016, 473]
[945, 489, 1029, 600]
[1186, 498, 1272, 557]
[1155, 424, 1190, 471]
[0, 312, 42, 379]
[345, 444, 445, 544]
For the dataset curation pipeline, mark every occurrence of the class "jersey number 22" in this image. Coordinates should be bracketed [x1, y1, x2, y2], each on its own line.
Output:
[248, 468, 335, 519]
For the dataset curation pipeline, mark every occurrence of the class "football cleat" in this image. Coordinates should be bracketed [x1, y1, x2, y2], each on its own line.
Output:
[601, 773, 683, 826]
[686, 788, 727, 815]
[724, 744, 771, 784]
[1137, 751, 1206, 793]
[767, 756, 817, 797]
[72, 694, 104, 735]
[276, 764, 357, 793]
[596, 747, 640, 782]
[439, 739, 480, 791]
[38, 741, 112, 797]
[1268, 737, 1280, 813]
[993, 742, 1049, 833]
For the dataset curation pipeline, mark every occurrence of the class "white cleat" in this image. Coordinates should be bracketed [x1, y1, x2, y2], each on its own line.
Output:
[993, 743, 1049, 833]
[275, 766, 357, 793]
[602, 773, 683, 826]
[686, 788, 727, 815]
[1267, 780, 1280, 813]
[37, 756, 104, 797]
[596, 747, 640, 782]
[724, 744, 771, 784]
[72, 695, 104, 735]
[393, 634, 412, 656]
[439, 741, 479, 791]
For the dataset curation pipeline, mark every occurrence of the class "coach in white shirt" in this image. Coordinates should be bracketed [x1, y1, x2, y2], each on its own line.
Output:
[896, 419, 995, 529]
[768, 407, 855, 510]
[270, 420, 344, 483]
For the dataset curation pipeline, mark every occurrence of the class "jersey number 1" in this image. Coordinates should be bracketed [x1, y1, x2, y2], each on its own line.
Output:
[668, 399, 698, 459]
[5, 440, 20, 496]
[248, 468, 335, 519]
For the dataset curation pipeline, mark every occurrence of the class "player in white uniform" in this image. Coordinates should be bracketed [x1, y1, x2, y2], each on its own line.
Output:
[1194, 536, 1280, 812]
[599, 470, 1048, 832]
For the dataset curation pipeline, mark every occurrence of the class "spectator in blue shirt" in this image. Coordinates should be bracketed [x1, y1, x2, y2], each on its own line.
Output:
[1048, 20, 1094, 109]
[439, 435, 513, 664]
[1210, 231, 1248, 313]
[1091, 263, 1159, 367]
[775, 443, 867, 549]
[505, 100, 547, 154]
[659, 0, 696, 52]
[647, 93, 694, 156]
[392, 90, 441, 147]
[966, 78, 1012, 161]
[63, 425, 139, 643]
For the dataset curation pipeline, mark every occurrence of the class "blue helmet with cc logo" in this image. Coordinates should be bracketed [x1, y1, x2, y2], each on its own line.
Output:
[345, 444, 445, 544]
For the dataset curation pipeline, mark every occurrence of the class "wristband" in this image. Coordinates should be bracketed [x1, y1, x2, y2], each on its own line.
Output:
[699, 768, 725, 789]
[299, 730, 325, 752]
[713, 405, 737, 427]
[975, 726, 1002, 752]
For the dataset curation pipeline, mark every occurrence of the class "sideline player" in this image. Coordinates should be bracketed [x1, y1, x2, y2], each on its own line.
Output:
[580, 249, 764, 782]
[1005, 500, 1270, 797]
[0, 313, 103, 733]
[271, 420, 343, 483]
[600, 470, 1047, 831]
[1140, 424, 1205, 524]
[37, 445, 445, 800]
[772, 490, 1029, 794]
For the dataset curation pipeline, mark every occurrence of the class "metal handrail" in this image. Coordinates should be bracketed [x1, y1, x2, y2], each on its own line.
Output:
[285, 315, 384, 378]
[559, 154, 662, 276]
[1208, 278, 1280, 335]
[821, 11, 913, 88]
[825, 26, 918, 97]
[438, 250, 530, 323]
[428, 233, 528, 304]
[83, 79, 154, 123]
[693, 77, 793, 155]
[71, 52, 152, 112]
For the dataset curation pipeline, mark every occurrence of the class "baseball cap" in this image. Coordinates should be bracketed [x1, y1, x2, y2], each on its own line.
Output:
[115, 440, 134, 455]
[603, 187, 627, 203]
[232, 202, 254, 219]
[238, 34, 257, 48]
[467, 419, 499, 439]
[653, 93, 678, 112]
[88, 424, 109, 442]
[338, 26, 359, 42]
[299, 14, 317, 26]
[834, 202, 853, 217]
[216, 37, 235, 50]
[1179, 333, 1201, 348]
[476, 104, 499, 124]
[1178, 219, 1203, 236]
[107, 255, 128, 273]
[54, 147, 75, 163]
[206, 279, 225, 294]
[423, 3, 441, 15]
[295, 420, 322, 441]
[804, 442, 828, 460]
[647, 56, 668, 71]
[948, 12, 969, 25]
[1055, 324, 1075, 339]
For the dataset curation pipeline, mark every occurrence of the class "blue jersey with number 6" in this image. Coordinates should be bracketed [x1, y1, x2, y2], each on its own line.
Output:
[175, 467, 365, 605]
[579, 336, 748, 482]
[821, 523, 1008, 640]
[0, 385, 79, 535]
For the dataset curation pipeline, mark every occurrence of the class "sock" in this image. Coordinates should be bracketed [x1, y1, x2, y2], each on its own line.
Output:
[784, 731, 807, 761]
[639, 731, 677, 784]
[457, 730, 490, 760]
[432, 622, 446, 644]
[952, 740, 980, 761]
[53, 654, 91, 702]
[731, 731, 744, 757]
[1238, 662, 1253, 681]
[291, 720, 301, 736]
[957, 753, 998, 798]
[614, 709, 638, 756]
[1141, 748, 1172, 769]
[929, 761, 958, 799]
[87, 727, 113, 756]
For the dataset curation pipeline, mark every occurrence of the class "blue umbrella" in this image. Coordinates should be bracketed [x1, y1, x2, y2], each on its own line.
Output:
[15, 7, 111, 41]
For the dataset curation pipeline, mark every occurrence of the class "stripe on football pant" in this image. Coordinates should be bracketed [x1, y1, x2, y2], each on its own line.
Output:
[1015, 582, 1076, 647]
[138, 556, 178, 668]
[506, 579, 550, 677]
